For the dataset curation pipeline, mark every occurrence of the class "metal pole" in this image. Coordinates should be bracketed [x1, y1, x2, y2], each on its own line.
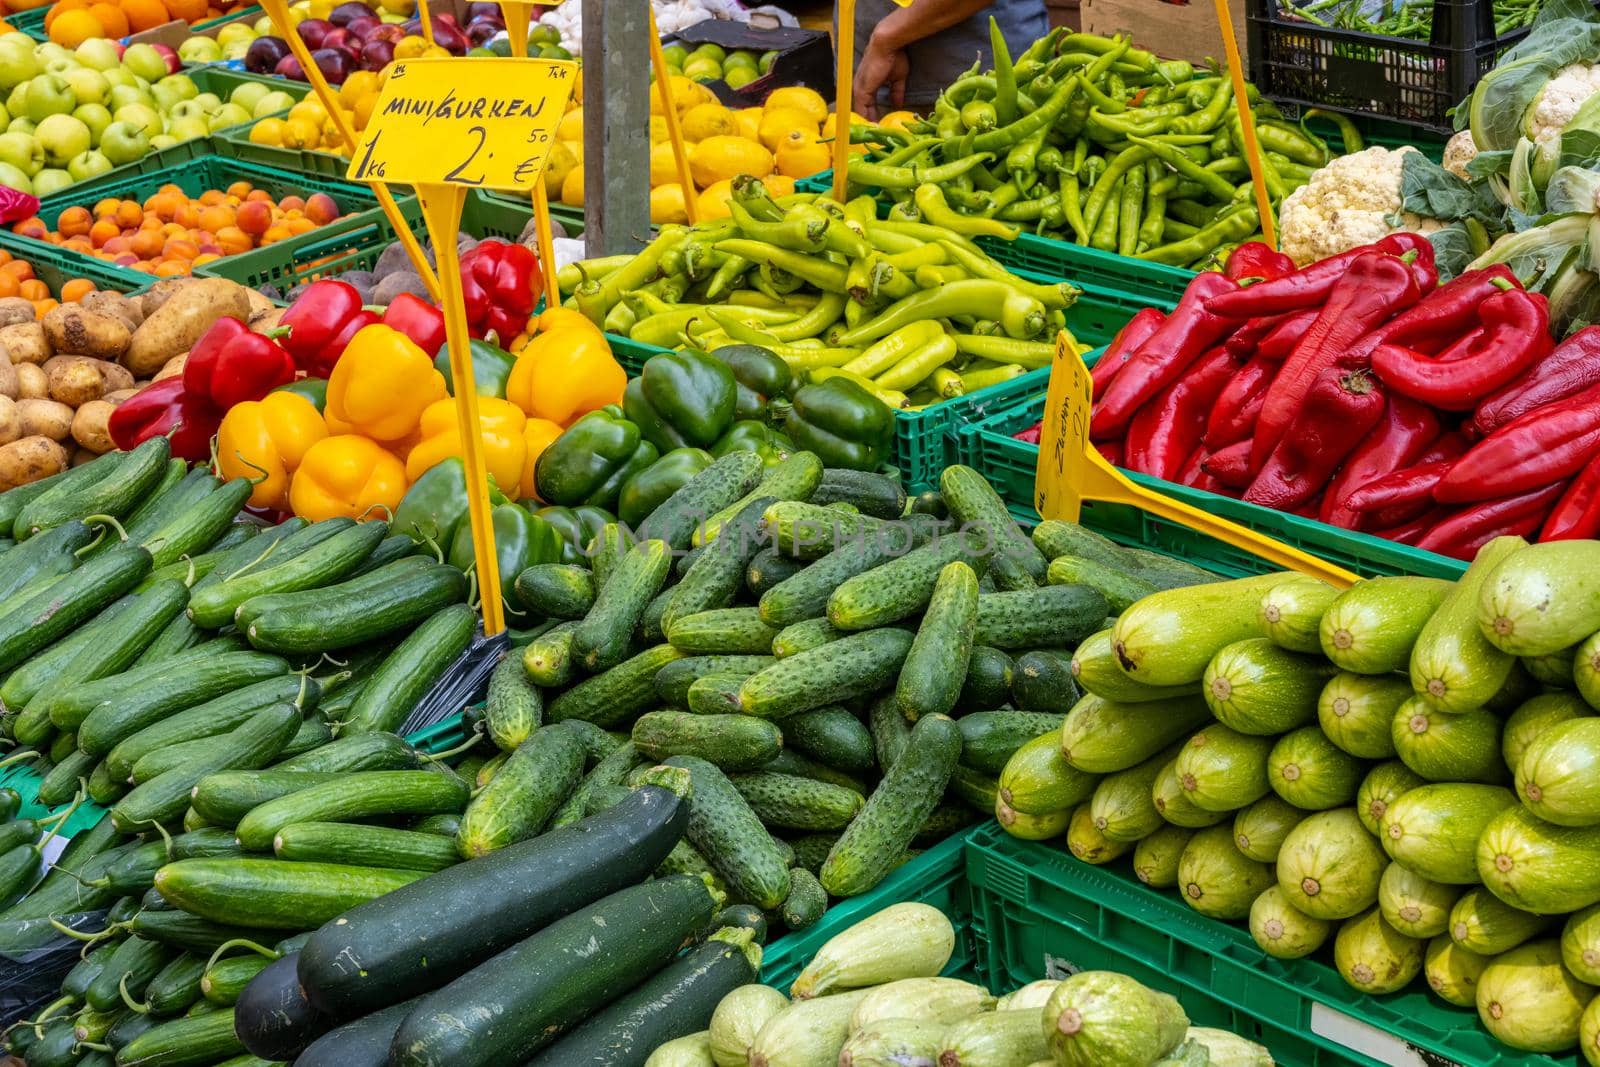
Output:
[583, 0, 652, 255]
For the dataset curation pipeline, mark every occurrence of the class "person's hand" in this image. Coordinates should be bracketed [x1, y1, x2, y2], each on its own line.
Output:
[854, 35, 909, 120]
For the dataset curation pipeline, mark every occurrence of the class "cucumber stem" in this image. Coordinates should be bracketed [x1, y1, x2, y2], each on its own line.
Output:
[118, 972, 150, 1014]
[205, 938, 280, 971]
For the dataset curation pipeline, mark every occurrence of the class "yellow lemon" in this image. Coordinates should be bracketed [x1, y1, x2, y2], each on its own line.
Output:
[280, 116, 322, 150]
[249, 117, 286, 146]
[766, 85, 828, 124]
[734, 106, 762, 141]
[880, 110, 919, 133]
[821, 110, 869, 138]
[543, 141, 578, 198]
[394, 35, 429, 59]
[649, 141, 684, 187]
[680, 102, 737, 142]
[689, 135, 774, 188]
[289, 98, 329, 125]
[338, 71, 379, 109]
[766, 174, 796, 197]
[556, 106, 583, 142]
[650, 74, 700, 116]
[561, 163, 585, 207]
[696, 179, 736, 220]
[649, 115, 670, 143]
[756, 107, 817, 151]
[775, 130, 831, 179]
[650, 183, 689, 224]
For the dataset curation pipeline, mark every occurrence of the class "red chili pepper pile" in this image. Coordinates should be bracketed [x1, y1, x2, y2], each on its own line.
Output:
[1019, 235, 1600, 559]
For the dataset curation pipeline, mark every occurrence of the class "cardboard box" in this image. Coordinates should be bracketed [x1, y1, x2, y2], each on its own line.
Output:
[1081, 0, 1247, 67]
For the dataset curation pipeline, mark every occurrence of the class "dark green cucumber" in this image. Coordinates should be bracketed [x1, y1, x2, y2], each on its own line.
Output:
[45, 638, 245, 731]
[106, 1009, 159, 1049]
[764, 499, 886, 559]
[111, 703, 301, 832]
[484, 652, 542, 751]
[94, 829, 242, 895]
[62, 939, 120, 1000]
[785, 705, 874, 773]
[114, 1004, 245, 1066]
[1031, 520, 1126, 569]
[587, 522, 631, 588]
[698, 451, 823, 545]
[521, 927, 761, 1067]
[573, 539, 671, 671]
[730, 770, 864, 830]
[637, 585, 674, 643]
[141, 478, 255, 568]
[668, 606, 782, 654]
[271, 713, 330, 761]
[129, 909, 297, 954]
[0, 463, 75, 538]
[233, 951, 328, 1061]
[638, 450, 765, 550]
[146, 952, 206, 1016]
[16, 437, 169, 539]
[828, 529, 990, 630]
[663, 755, 790, 909]
[663, 496, 775, 633]
[633, 710, 782, 770]
[810, 468, 906, 518]
[781, 868, 827, 929]
[201, 955, 271, 1005]
[106, 674, 314, 782]
[0, 543, 151, 673]
[896, 560, 979, 720]
[654, 655, 774, 706]
[772, 617, 844, 658]
[951, 763, 1000, 812]
[3, 590, 136, 713]
[548, 643, 684, 727]
[960, 645, 1015, 709]
[35, 747, 96, 806]
[758, 532, 915, 627]
[974, 584, 1109, 649]
[523, 620, 578, 687]
[1048, 555, 1157, 613]
[745, 547, 804, 598]
[1012, 650, 1082, 712]
[739, 628, 914, 719]
[277, 731, 424, 772]
[1118, 547, 1219, 589]
[349, 533, 420, 577]
[242, 560, 468, 655]
[296, 784, 688, 1017]
[686, 672, 745, 715]
[563, 718, 621, 763]
[86, 934, 172, 1012]
[118, 467, 219, 553]
[942, 464, 1046, 589]
[343, 604, 476, 735]
[273, 822, 460, 873]
[821, 713, 962, 896]
[88, 757, 127, 804]
[789, 833, 839, 874]
[548, 741, 642, 829]
[958, 710, 1065, 774]
[0, 519, 94, 603]
[186, 519, 384, 628]
[153, 858, 425, 930]
[292, 997, 417, 1067]
[513, 563, 596, 619]
[235, 770, 469, 851]
[115, 460, 194, 546]
[457, 723, 585, 858]
[189, 771, 343, 827]
[78, 651, 289, 755]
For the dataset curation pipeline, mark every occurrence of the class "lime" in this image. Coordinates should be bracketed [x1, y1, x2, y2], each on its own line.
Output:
[682, 57, 722, 80]
[691, 42, 726, 62]
[487, 37, 510, 56]
[724, 50, 758, 69]
[662, 43, 689, 65]
[725, 66, 759, 89]
[468, 45, 495, 57]
[527, 24, 558, 45]
[540, 45, 572, 60]
[758, 49, 778, 74]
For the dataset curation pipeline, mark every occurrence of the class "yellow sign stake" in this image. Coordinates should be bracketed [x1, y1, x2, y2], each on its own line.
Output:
[500, 1, 562, 285]
[1034, 333, 1356, 586]
[648, 8, 699, 223]
[418, 0, 435, 46]
[351, 56, 577, 634]
[831, 0, 856, 202]
[1213, 0, 1276, 248]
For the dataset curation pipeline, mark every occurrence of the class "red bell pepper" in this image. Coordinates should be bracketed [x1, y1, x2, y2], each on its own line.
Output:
[1252, 252, 1421, 467]
[181, 317, 296, 411]
[1435, 380, 1600, 503]
[1415, 481, 1569, 559]
[1223, 242, 1296, 284]
[1370, 287, 1551, 411]
[1252, 309, 1318, 362]
[1094, 440, 1123, 467]
[1090, 272, 1238, 439]
[1246, 368, 1386, 511]
[1318, 395, 1442, 530]
[460, 239, 543, 342]
[1122, 346, 1239, 482]
[381, 293, 447, 358]
[107, 377, 221, 463]
[1541, 452, 1600, 540]
[1089, 307, 1165, 397]
[279, 280, 367, 378]
[1205, 353, 1277, 450]
[1472, 325, 1600, 437]
[1202, 440, 1254, 489]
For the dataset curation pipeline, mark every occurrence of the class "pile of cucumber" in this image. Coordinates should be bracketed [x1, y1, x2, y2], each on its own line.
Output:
[996, 532, 1600, 1057]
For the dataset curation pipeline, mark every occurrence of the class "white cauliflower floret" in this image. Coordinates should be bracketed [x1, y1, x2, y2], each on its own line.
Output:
[1278, 146, 1444, 266]
[1523, 64, 1600, 144]
[1443, 130, 1479, 180]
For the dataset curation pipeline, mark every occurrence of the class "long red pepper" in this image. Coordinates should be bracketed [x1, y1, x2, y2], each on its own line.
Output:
[1205, 353, 1277, 449]
[1090, 272, 1239, 438]
[1542, 452, 1600, 540]
[1245, 368, 1386, 510]
[1370, 287, 1551, 411]
[1090, 307, 1166, 397]
[1204, 233, 1426, 318]
[1346, 459, 1455, 514]
[1254, 309, 1318, 362]
[1094, 440, 1123, 467]
[1365, 266, 1520, 356]
[1435, 381, 1600, 503]
[1366, 432, 1469, 529]
[1318, 395, 1442, 529]
[1202, 440, 1255, 489]
[1176, 447, 1225, 492]
[1472, 326, 1600, 437]
[1416, 481, 1568, 559]
[1224, 312, 1294, 358]
[1223, 242, 1296, 283]
[1372, 506, 1449, 547]
[1122, 346, 1240, 482]
[1252, 252, 1421, 467]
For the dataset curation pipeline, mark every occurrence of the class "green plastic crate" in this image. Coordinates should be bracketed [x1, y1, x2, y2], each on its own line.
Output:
[405, 713, 472, 756]
[10, 6, 46, 40]
[965, 823, 1568, 1067]
[957, 391, 1466, 579]
[0, 763, 106, 838]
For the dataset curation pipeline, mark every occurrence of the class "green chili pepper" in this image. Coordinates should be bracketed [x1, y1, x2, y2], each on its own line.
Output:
[715, 239, 849, 294]
[1169, 77, 1231, 135]
[950, 333, 1056, 369]
[704, 309, 859, 369]
[1302, 108, 1362, 153]
[1126, 134, 1239, 203]
[836, 279, 1046, 346]
[843, 320, 945, 378]
[1162, 218, 1200, 241]
[945, 75, 998, 107]
[762, 290, 848, 343]
[1091, 175, 1121, 251]
[846, 152, 998, 190]
[1137, 205, 1259, 266]
[1138, 160, 1166, 253]
[935, 240, 1078, 310]
[970, 74, 1080, 154]
[990, 17, 1019, 126]
[959, 364, 1027, 392]
[1081, 145, 1149, 238]
[877, 333, 958, 392]
[1117, 163, 1145, 257]
[913, 265, 972, 287]
[869, 259, 917, 302]
[907, 184, 1020, 239]
[1254, 121, 1331, 168]
[557, 255, 629, 296]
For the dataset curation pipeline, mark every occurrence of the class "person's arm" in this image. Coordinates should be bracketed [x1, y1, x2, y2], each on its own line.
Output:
[854, 0, 996, 116]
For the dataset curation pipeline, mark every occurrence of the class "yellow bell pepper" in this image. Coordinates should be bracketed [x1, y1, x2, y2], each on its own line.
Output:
[217, 391, 328, 511]
[505, 327, 626, 426]
[405, 397, 528, 491]
[520, 417, 563, 501]
[326, 324, 446, 442]
[289, 435, 409, 522]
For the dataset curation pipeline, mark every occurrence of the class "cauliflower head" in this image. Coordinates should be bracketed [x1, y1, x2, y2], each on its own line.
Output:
[1443, 130, 1479, 180]
[1278, 146, 1444, 266]
[1522, 63, 1600, 145]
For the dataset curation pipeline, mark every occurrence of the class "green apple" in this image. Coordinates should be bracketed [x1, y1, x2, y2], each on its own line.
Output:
[32, 168, 71, 197]
[167, 114, 208, 141]
[24, 75, 77, 123]
[35, 43, 68, 64]
[0, 161, 31, 194]
[253, 15, 275, 33]
[191, 91, 221, 112]
[73, 102, 111, 145]
[99, 119, 149, 165]
[0, 38, 40, 94]
[178, 38, 223, 64]
[228, 81, 269, 114]
[121, 44, 169, 84]
[108, 84, 151, 112]
[0, 131, 43, 177]
[216, 23, 257, 48]
[113, 102, 162, 139]
[158, 74, 198, 102]
[207, 102, 250, 130]
[75, 39, 123, 72]
[44, 57, 76, 78]
[67, 148, 111, 181]
[63, 68, 108, 107]
[252, 90, 295, 118]
[149, 133, 176, 149]
[5, 117, 32, 137]
[221, 40, 252, 61]
[4, 83, 23, 119]
[36, 113, 90, 166]
[102, 68, 136, 90]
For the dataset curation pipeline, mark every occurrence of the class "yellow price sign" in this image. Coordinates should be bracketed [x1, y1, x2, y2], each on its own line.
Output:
[347, 57, 576, 191]
[1033, 331, 1360, 587]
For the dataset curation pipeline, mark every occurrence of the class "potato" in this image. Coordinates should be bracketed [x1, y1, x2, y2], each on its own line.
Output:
[0, 395, 19, 446]
[0, 298, 35, 329]
[102, 388, 138, 405]
[43, 305, 131, 361]
[0, 358, 15, 400]
[97, 361, 134, 394]
[1, 322, 51, 365]
[79, 290, 142, 330]
[43, 356, 105, 408]
[249, 307, 286, 334]
[126, 278, 250, 377]
[71, 400, 115, 454]
[155, 354, 186, 382]
[0, 436, 68, 490]
[244, 288, 276, 317]
[139, 278, 194, 319]
[15, 363, 46, 400]
[16, 398, 73, 440]
[70, 446, 98, 466]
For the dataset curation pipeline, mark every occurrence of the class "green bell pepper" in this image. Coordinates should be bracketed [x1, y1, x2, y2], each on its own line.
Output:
[535, 406, 659, 510]
[534, 504, 613, 565]
[713, 420, 794, 467]
[710, 344, 793, 422]
[434, 339, 517, 398]
[786, 378, 895, 471]
[617, 447, 713, 528]
[392, 456, 469, 550]
[449, 502, 564, 618]
[623, 349, 738, 451]
[271, 377, 328, 413]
